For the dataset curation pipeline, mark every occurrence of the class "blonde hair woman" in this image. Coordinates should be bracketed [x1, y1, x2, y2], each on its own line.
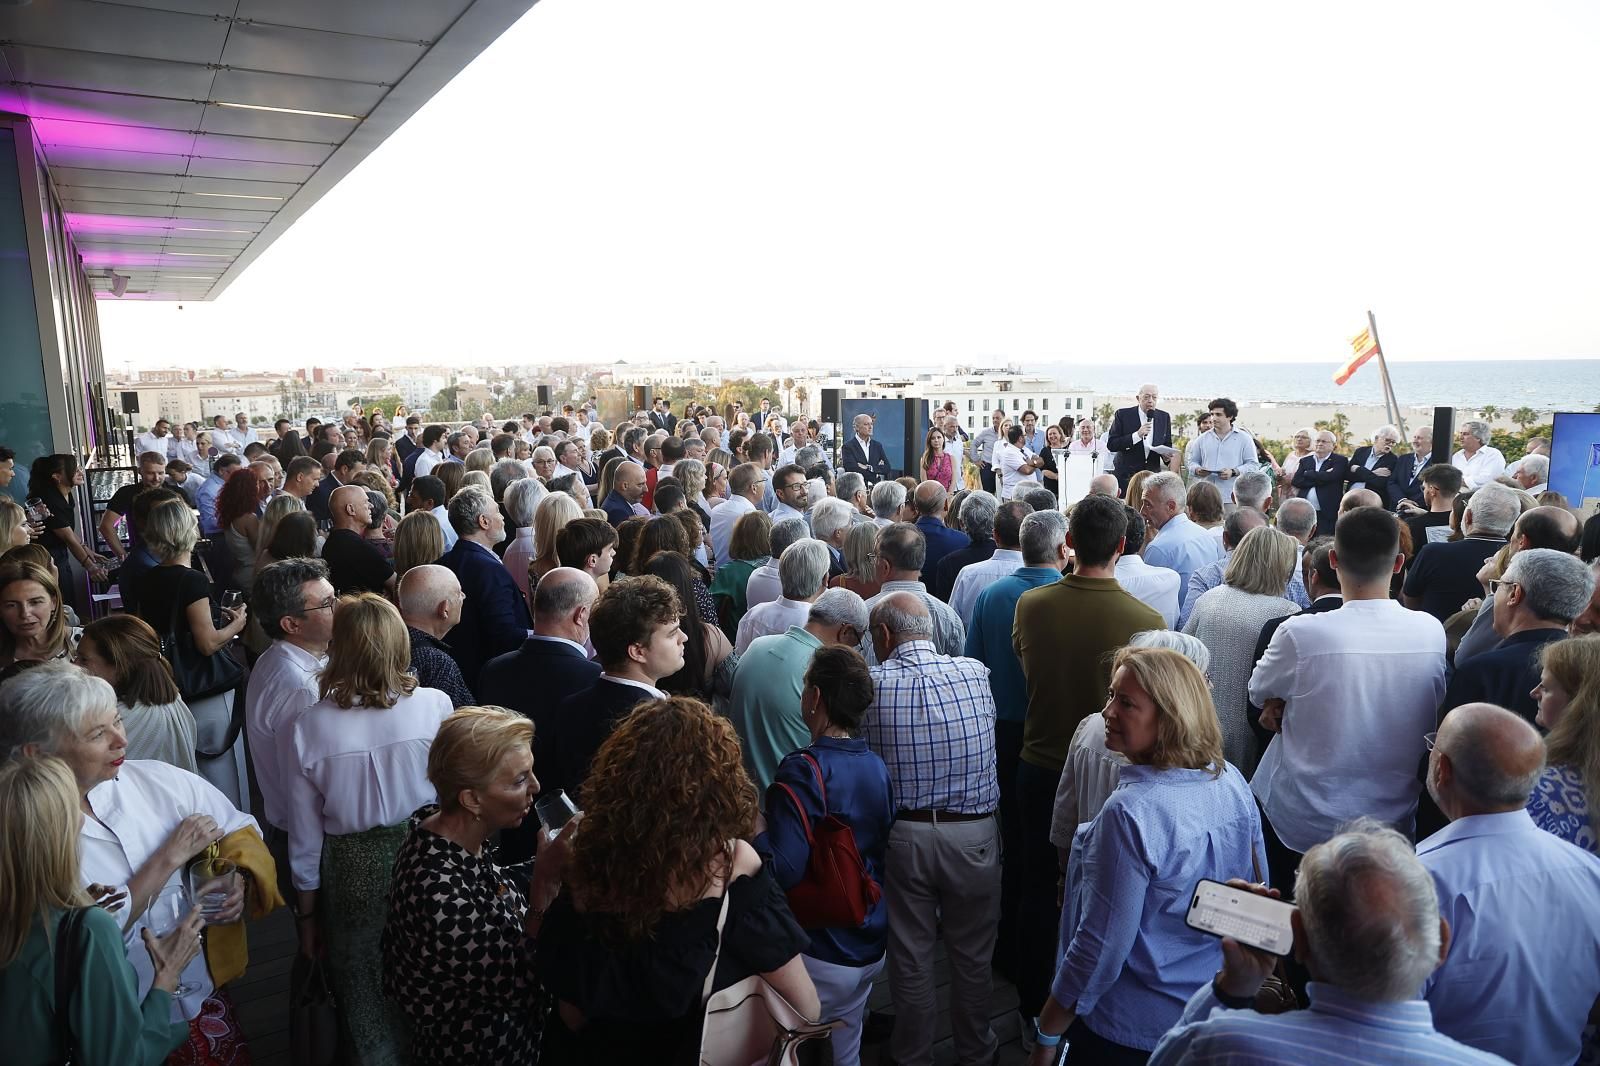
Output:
[465, 447, 495, 475]
[0, 662, 265, 1060]
[252, 493, 306, 579]
[77, 614, 198, 773]
[135, 497, 249, 807]
[462, 469, 492, 492]
[1181, 525, 1300, 774]
[530, 491, 582, 588]
[0, 559, 79, 674]
[1529, 634, 1600, 853]
[383, 706, 575, 1062]
[287, 593, 452, 1065]
[0, 497, 32, 549]
[1034, 646, 1264, 1057]
[1123, 469, 1154, 514]
[0, 756, 206, 1064]
[392, 510, 445, 582]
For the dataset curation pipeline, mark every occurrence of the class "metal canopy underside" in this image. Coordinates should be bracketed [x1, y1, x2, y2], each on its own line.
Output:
[0, 0, 535, 302]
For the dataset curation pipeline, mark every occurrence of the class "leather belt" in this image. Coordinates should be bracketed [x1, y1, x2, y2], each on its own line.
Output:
[897, 809, 993, 823]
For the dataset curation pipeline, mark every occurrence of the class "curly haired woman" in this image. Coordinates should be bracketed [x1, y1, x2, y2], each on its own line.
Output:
[537, 697, 819, 1064]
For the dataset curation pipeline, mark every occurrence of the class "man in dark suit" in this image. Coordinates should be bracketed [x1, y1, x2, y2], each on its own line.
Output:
[601, 459, 647, 527]
[1248, 539, 1341, 751]
[437, 486, 531, 691]
[1292, 431, 1350, 536]
[541, 574, 686, 804]
[911, 481, 971, 592]
[840, 413, 890, 485]
[1402, 481, 1518, 621]
[1346, 425, 1403, 509]
[478, 567, 601, 862]
[1106, 383, 1172, 491]
[1437, 548, 1591, 724]
[1394, 426, 1440, 509]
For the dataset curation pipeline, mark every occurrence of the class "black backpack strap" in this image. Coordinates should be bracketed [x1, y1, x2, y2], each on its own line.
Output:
[54, 907, 89, 1063]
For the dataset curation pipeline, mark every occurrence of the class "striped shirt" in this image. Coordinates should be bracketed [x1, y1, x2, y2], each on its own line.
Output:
[1148, 981, 1510, 1065]
[863, 641, 998, 815]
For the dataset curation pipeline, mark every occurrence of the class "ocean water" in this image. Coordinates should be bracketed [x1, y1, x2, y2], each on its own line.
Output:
[1034, 359, 1600, 410]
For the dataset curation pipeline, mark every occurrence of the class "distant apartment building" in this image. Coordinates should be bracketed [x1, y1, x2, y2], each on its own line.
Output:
[603, 361, 724, 389]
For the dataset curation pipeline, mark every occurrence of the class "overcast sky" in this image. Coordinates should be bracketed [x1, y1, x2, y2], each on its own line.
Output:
[98, 0, 1600, 372]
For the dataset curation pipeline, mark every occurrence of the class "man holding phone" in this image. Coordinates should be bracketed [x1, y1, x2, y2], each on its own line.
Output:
[1144, 822, 1505, 1066]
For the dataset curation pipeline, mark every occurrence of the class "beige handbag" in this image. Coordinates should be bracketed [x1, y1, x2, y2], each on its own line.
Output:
[698, 887, 839, 1066]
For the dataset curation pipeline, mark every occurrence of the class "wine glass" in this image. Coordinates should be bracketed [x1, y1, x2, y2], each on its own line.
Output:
[145, 885, 199, 996]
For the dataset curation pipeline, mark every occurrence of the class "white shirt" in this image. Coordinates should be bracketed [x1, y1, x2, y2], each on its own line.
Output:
[598, 672, 666, 698]
[769, 500, 806, 524]
[133, 431, 172, 459]
[709, 493, 757, 571]
[431, 505, 459, 550]
[1451, 445, 1507, 490]
[228, 426, 256, 452]
[1248, 599, 1447, 853]
[1114, 555, 1182, 629]
[287, 687, 453, 890]
[745, 559, 783, 611]
[554, 462, 583, 481]
[81, 760, 257, 1022]
[736, 595, 814, 655]
[1049, 713, 1128, 849]
[995, 441, 1039, 501]
[950, 548, 1027, 630]
[413, 447, 444, 478]
[944, 436, 967, 470]
[246, 640, 325, 830]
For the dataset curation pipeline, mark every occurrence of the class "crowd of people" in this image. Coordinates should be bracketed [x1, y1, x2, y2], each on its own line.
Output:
[1, 386, 1598, 1066]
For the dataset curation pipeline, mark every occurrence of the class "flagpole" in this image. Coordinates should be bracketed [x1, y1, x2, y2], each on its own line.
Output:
[1367, 309, 1407, 437]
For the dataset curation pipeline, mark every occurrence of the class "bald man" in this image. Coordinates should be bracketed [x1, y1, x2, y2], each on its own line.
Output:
[1420, 703, 1600, 1065]
[912, 480, 970, 590]
[1088, 473, 1120, 497]
[398, 564, 473, 707]
[1338, 486, 1384, 513]
[321, 484, 394, 595]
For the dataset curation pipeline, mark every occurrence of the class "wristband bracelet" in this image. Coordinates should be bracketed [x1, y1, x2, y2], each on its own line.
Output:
[1032, 1021, 1063, 1048]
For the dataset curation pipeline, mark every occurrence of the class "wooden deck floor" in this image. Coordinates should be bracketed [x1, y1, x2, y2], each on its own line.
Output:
[232, 908, 1034, 1065]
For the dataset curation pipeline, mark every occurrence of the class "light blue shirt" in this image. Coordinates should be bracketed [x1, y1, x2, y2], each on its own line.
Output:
[196, 473, 226, 535]
[1054, 762, 1265, 1051]
[1187, 428, 1261, 503]
[965, 565, 1061, 723]
[1178, 545, 1310, 629]
[1144, 515, 1226, 607]
[1418, 810, 1600, 1066]
[1021, 427, 1047, 454]
[1150, 981, 1510, 1065]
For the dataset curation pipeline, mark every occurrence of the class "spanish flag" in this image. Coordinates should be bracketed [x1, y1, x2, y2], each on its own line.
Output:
[1334, 327, 1380, 386]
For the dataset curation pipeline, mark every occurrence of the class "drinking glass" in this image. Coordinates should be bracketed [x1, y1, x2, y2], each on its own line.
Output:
[186, 857, 240, 924]
[145, 885, 199, 996]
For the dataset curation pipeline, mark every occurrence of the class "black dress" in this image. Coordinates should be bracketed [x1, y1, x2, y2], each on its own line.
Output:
[382, 806, 543, 1065]
[537, 868, 808, 1065]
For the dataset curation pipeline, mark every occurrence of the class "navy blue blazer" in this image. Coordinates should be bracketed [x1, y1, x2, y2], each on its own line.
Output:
[1393, 451, 1438, 508]
[1292, 453, 1350, 535]
[1106, 406, 1172, 486]
[1346, 446, 1402, 509]
[602, 491, 636, 528]
[1439, 628, 1567, 726]
[840, 437, 890, 484]
[542, 678, 655, 804]
[931, 536, 995, 602]
[915, 516, 970, 593]
[438, 538, 531, 690]
[479, 637, 602, 767]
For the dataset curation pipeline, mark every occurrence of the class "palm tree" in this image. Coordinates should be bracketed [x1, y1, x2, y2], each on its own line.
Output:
[793, 385, 809, 416]
[1511, 406, 1538, 433]
[1173, 413, 1193, 440]
[783, 377, 795, 413]
[1095, 401, 1115, 429]
[1479, 405, 1499, 424]
[1314, 412, 1352, 450]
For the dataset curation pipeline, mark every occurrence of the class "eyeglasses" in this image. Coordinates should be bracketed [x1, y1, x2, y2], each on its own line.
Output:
[1423, 731, 1439, 751]
[291, 597, 336, 615]
[1488, 579, 1518, 597]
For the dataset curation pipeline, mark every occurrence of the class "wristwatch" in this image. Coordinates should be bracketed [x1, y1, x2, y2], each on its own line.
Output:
[1032, 1020, 1063, 1048]
[1212, 974, 1255, 1010]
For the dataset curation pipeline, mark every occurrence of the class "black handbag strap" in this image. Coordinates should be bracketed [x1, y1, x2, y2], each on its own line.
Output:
[54, 907, 89, 1065]
[157, 571, 248, 761]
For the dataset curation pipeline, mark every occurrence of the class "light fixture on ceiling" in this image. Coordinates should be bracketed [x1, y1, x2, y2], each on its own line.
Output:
[175, 227, 255, 234]
[110, 272, 129, 298]
[166, 275, 219, 280]
[212, 101, 362, 121]
[166, 252, 231, 258]
[191, 191, 285, 201]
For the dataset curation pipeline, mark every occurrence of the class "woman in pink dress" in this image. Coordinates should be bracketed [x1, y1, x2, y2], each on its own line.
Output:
[919, 427, 954, 490]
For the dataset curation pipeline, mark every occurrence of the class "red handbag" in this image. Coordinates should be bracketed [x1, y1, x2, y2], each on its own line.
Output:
[775, 752, 882, 929]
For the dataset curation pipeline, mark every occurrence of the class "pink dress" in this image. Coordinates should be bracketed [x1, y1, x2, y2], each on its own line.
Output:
[924, 451, 954, 490]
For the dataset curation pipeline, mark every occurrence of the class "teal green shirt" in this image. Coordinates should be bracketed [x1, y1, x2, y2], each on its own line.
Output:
[965, 566, 1062, 723]
[728, 626, 823, 795]
[0, 906, 188, 1066]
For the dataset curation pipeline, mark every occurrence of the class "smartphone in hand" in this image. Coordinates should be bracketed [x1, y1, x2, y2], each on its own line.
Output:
[1185, 879, 1295, 956]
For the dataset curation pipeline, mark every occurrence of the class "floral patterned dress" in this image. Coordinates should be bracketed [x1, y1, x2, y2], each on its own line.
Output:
[1528, 763, 1595, 855]
[381, 806, 545, 1064]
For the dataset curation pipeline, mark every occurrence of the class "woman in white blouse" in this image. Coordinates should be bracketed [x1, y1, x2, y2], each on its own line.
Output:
[287, 592, 452, 1066]
[0, 661, 262, 1060]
